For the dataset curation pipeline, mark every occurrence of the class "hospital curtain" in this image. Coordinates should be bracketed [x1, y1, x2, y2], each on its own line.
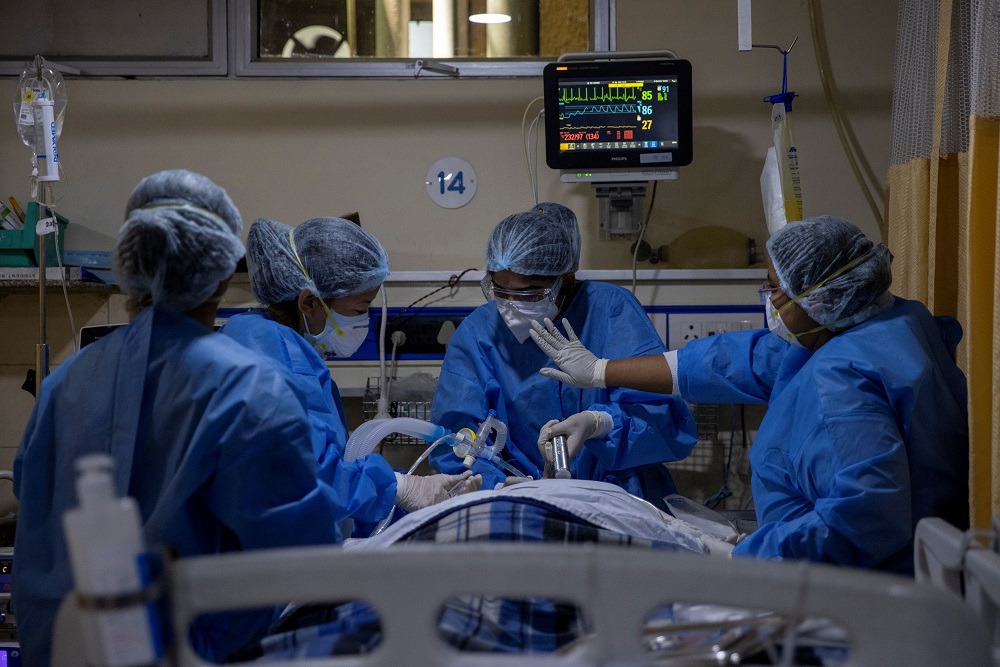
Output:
[887, 0, 1000, 528]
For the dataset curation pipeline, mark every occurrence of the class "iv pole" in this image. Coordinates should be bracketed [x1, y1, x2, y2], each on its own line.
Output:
[20, 55, 72, 395]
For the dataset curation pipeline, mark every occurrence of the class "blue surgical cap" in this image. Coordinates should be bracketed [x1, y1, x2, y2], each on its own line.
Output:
[247, 217, 390, 304]
[485, 202, 581, 276]
[114, 169, 245, 313]
[767, 215, 894, 332]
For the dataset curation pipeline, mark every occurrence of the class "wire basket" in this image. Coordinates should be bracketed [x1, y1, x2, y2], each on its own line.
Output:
[362, 377, 433, 446]
[666, 403, 720, 473]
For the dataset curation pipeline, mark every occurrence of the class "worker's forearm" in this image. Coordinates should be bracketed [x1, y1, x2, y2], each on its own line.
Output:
[604, 354, 674, 394]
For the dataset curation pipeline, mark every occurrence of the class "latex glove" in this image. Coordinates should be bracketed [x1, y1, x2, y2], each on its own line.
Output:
[529, 318, 608, 389]
[394, 471, 480, 512]
[536, 410, 615, 462]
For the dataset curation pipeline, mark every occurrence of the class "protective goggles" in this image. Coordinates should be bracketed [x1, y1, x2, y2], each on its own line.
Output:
[481, 273, 563, 303]
[758, 281, 779, 304]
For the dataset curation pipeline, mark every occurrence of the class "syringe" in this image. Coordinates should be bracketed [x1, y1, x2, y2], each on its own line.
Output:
[552, 435, 571, 479]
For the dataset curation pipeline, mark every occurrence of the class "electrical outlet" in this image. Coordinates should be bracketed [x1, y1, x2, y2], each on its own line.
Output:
[667, 311, 765, 350]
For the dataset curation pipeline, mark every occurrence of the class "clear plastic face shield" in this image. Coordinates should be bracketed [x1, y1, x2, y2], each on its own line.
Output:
[482, 273, 563, 344]
[480, 273, 563, 303]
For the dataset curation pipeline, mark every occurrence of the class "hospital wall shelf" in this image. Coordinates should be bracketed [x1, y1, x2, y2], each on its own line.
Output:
[0, 280, 117, 293]
[0, 280, 118, 305]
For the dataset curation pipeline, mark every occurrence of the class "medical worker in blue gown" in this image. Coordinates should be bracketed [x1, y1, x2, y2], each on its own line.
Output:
[12, 170, 391, 665]
[531, 215, 969, 574]
[430, 203, 697, 507]
[221, 217, 477, 534]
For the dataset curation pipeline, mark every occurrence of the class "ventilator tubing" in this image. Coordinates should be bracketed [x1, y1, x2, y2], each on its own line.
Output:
[344, 417, 449, 462]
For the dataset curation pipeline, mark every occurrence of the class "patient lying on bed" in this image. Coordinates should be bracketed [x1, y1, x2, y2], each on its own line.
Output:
[230, 480, 740, 661]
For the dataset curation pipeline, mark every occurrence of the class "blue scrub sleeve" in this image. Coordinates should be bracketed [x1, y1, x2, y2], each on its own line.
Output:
[678, 329, 786, 404]
[205, 376, 346, 549]
[320, 451, 398, 523]
[733, 412, 913, 566]
[583, 389, 697, 470]
[430, 346, 509, 491]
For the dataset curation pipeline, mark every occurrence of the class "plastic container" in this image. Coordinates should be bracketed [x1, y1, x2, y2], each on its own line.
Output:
[62, 454, 163, 666]
[0, 201, 68, 267]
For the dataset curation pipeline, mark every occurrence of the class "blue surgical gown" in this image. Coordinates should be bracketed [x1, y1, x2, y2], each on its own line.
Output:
[677, 297, 968, 573]
[13, 306, 348, 665]
[431, 281, 697, 504]
[221, 310, 396, 524]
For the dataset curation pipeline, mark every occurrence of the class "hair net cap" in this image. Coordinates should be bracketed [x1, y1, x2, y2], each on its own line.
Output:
[485, 202, 581, 276]
[766, 215, 894, 332]
[247, 217, 390, 304]
[114, 169, 245, 313]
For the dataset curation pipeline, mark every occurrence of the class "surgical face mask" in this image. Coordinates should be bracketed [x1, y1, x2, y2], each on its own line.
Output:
[765, 294, 802, 347]
[496, 298, 560, 344]
[302, 303, 369, 358]
[765, 294, 824, 348]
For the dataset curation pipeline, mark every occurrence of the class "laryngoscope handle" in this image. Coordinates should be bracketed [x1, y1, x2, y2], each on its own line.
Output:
[552, 435, 571, 479]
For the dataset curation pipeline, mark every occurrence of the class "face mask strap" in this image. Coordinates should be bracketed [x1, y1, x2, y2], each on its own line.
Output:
[787, 247, 874, 305]
[288, 229, 345, 337]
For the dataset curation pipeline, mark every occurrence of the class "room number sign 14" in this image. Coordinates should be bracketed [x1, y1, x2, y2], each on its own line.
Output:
[425, 157, 477, 209]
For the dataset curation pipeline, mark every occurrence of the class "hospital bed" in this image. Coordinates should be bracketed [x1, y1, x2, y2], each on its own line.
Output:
[914, 516, 1000, 663]
[53, 538, 993, 666]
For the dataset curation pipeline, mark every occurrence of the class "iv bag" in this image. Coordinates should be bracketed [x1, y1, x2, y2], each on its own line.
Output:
[770, 103, 802, 224]
[13, 59, 67, 148]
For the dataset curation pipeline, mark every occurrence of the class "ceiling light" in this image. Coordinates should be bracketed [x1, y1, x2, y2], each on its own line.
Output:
[469, 13, 512, 24]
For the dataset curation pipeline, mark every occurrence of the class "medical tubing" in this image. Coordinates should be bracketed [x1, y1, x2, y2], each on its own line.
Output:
[480, 415, 507, 456]
[371, 433, 457, 537]
[808, 0, 885, 240]
[492, 454, 524, 479]
[344, 418, 448, 462]
[520, 96, 544, 203]
[376, 286, 389, 416]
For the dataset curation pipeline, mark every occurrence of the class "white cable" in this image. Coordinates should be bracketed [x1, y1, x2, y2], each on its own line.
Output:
[520, 96, 544, 203]
[527, 110, 543, 205]
[376, 286, 390, 418]
[43, 188, 78, 352]
[52, 223, 77, 353]
[370, 434, 457, 537]
[631, 181, 659, 295]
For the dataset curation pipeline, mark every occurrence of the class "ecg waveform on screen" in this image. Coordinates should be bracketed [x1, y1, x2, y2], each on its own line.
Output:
[558, 85, 640, 104]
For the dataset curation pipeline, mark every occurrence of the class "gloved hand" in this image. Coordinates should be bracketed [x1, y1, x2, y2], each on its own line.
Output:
[529, 318, 608, 389]
[394, 471, 481, 512]
[536, 410, 615, 463]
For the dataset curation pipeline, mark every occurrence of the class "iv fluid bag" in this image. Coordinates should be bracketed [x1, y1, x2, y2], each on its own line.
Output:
[771, 103, 802, 224]
[13, 61, 66, 147]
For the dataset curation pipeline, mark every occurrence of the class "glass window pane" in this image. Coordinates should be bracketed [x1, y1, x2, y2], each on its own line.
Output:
[257, 0, 588, 61]
[0, 0, 211, 60]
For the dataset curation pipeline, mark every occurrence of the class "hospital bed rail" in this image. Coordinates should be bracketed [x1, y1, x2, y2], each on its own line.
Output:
[53, 542, 993, 666]
[914, 517, 1000, 663]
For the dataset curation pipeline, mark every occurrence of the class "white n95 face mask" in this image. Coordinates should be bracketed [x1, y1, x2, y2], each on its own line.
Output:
[765, 294, 799, 346]
[765, 294, 827, 349]
[302, 308, 370, 358]
[496, 298, 559, 344]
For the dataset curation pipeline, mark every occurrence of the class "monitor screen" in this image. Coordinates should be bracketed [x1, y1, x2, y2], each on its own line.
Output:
[543, 59, 692, 175]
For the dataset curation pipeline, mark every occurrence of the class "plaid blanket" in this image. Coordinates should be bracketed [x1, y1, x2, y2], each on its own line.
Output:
[237, 496, 703, 660]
